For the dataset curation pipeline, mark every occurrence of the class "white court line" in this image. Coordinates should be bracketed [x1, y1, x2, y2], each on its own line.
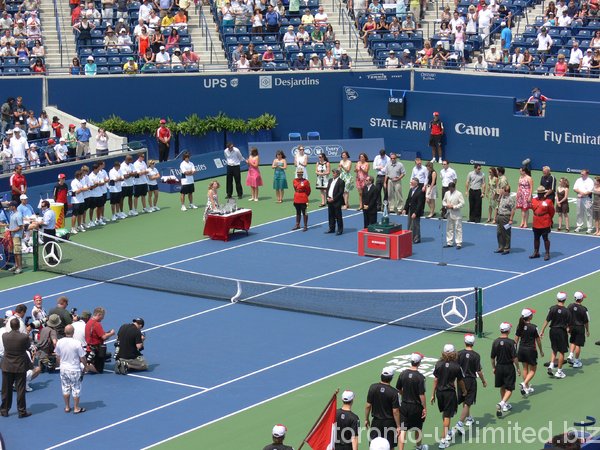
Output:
[142, 263, 600, 449]
[46, 243, 600, 449]
[261, 240, 357, 255]
[0, 212, 360, 311]
[103, 370, 208, 390]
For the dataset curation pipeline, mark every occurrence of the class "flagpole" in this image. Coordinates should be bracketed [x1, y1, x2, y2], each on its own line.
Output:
[297, 389, 339, 450]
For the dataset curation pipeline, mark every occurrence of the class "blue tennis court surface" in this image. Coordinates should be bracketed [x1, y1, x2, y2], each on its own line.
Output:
[2, 208, 600, 449]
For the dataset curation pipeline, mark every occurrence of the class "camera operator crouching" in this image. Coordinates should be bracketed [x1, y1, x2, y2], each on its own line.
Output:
[84, 307, 115, 374]
[114, 318, 148, 375]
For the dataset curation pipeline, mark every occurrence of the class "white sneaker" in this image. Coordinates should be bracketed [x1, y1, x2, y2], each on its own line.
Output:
[586, 229, 593, 234]
[416, 445, 429, 450]
[465, 417, 474, 427]
[131, 209, 139, 216]
[99, 219, 107, 225]
[70, 227, 78, 234]
[119, 212, 127, 219]
[438, 157, 443, 163]
[438, 439, 449, 449]
[111, 215, 118, 222]
[496, 403, 503, 418]
[520, 382, 527, 396]
[25, 384, 32, 392]
[14, 268, 23, 274]
[455, 422, 465, 435]
[574, 227, 582, 232]
[78, 225, 86, 232]
[431, 157, 436, 163]
[86, 222, 94, 229]
[502, 403, 512, 412]
[128, 210, 135, 216]
[555, 370, 566, 379]
[181, 205, 187, 212]
[527, 386, 535, 395]
[8, 266, 17, 272]
[189, 204, 198, 209]
[143, 207, 152, 213]
[153, 206, 160, 211]
[572, 360, 583, 368]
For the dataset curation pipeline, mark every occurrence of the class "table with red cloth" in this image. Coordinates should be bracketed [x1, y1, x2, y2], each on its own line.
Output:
[203, 209, 253, 241]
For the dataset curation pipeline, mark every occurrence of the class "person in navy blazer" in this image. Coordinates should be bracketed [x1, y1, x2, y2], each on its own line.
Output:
[402, 177, 426, 243]
[326, 169, 345, 235]
[1, 318, 33, 418]
[362, 176, 378, 228]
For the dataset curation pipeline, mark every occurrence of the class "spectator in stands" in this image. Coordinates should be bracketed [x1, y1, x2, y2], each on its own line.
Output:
[84, 55, 97, 75]
[511, 46, 524, 68]
[115, 0, 128, 20]
[30, 58, 45, 74]
[292, 52, 307, 70]
[29, 40, 43, 58]
[432, 41, 448, 68]
[545, 0, 557, 18]
[362, 15, 377, 47]
[580, 48, 593, 76]
[137, 26, 150, 55]
[133, 18, 146, 38]
[221, 0, 234, 26]
[415, 40, 433, 66]
[139, 0, 153, 22]
[485, 44, 500, 66]
[287, 0, 299, 16]
[438, 20, 451, 46]
[301, 7, 314, 25]
[543, 11, 556, 26]
[573, 3, 590, 26]
[322, 48, 336, 69]
[16, 41, 28, 59]
[521, 48, 533, 69]
[1, 136, 11, 173]
[170, 47, 182, 65]
[21, 0, 39, 12]
[590, 30, 600, 49]
[0, 11, 13, 31]
[85, 3, 102, 26]
[9, 130, 28, 166]
[65, 124, 77, 159]
[73, 16, 95, 48]
[567, 41, 583, 76]
[13, 19, 27, 38]
[500, 21, 511, 51]
[250, 8, 263, 34]
[55, 138, 68, 162]
[75, 120, 92, 159]
[306, 53, 320, 70]
[376, 14, 388, 32]
[0, 42, 16, 56]
[440, 5, 451, 22]
[323, 23, 335, 46]
[245, 42, 258, 59]
[339, 49, 352, 69]
[454, 24, 466, 62]
[535, 27, 553, 62]
[173, 9, 187, 31]
[449, 10, 464, 33]
[25, 111, 39, 141]
[235, 53, 250, 71]
[259, 46, 274, 63]
[69, 56, 83, 75]
[182, 47, 199, 65]
[282, 25, 296, 47]
[476, 2, 494, 46]
[399, 48, 413, 67]
[554, 54, 568, 76]
[388, 16, 400, 36]
[101, 0, 114, 20]
[155, 45, 170, 67]
[296, 24, 310, 43]
[311, 25, 323, 43]
[557, 8, 572, 26]
[0, 30, 15, 47]
[150, 30, 165, 54]
[314, 6, 328, 27]
[332, 39, 344, 59]
[27, 143, 40, 167]
[104, 27, 118, 48]
[474, 54, 488, 71]
[0, 97, 14, 134]
[248, 53, 261, 71]
[402, 13, 416, 35]
[157, 0, 173, 18]
[45, 139, 57, 165]
[275, 0, 286, 18]
[147, 8, 161, 33]
[385, 50, 399, 68]
[231, 42, 244, 62]
[573, 169, 594, 234]
[464, 5, 476, 34]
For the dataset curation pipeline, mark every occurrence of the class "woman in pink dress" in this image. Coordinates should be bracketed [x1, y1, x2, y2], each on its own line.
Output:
[354, 152, 370, 210]
[516, 166, 533, 227]
[245, 147, 263, 201]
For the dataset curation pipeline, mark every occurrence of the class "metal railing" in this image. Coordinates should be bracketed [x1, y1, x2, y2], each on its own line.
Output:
[198, 3, 219, 65]
[52, 0, 64, 67]
[336, 0, 365, 61]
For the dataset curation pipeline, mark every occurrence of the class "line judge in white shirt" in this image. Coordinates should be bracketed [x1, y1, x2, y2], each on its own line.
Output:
[179, 151, 198, 211]
[373, 149, 389, 211]
[224, 142, 244, 199]
[133, 152, 150, 214]
[108, 160, 124, 221]
[442, 181, 465, 249]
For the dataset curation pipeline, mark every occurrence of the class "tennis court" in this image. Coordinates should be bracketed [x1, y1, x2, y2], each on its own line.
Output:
[2, 165, 600, 450]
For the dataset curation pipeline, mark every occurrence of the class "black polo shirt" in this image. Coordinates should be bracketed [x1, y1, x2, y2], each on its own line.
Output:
[546, 305, 571, 329]
[396, 369, 426, 405]
[457, 349, 482, 378]
[491, 337, 517, 365]
[567, 303, 589, 327]
[366, 382, 400, 419]
[335, 408, 360, 448]
[433, 360, 464, 391]
[263, 444, 293, 450]
[516, 323, 539, 348]
[540, 174, 557, 201]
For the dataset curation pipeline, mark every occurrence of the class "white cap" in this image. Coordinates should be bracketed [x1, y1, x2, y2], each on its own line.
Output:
[403, 49, 410, 54]
[267, 45, 272, 50]
[119, 18, 124, 22]
[500, 322, 512, 332]
[464, 334, 475, 345]
[436, 41, 443, 46]
[184, 47, 190, 51]
[443, 344, 455, 353]
[521, 308, 536, 318]
[6, 129, 13, 134]
[556, 291, 567, 302]
[381, 366, 395, 377]
[80, 119, 87, 124]
[160, 45, 166, 50]
[341, 49, 347, 54]
[409, 352, 423, 364]
[501, 21, 506, 26]
[370, 437, 391, 450]
[272, 424, 287, 438]
[87, 56, 94, 61]
[574, 291, 587, 300]
[341, 390, 355, 402]
[297, 52, 304, 57]
[311, 53, 318, 58]
[19, 194, 28, 200]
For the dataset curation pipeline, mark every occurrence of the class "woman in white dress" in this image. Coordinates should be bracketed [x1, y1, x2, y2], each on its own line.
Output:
[294, 145, 308, 180]
[203, 180, 220, 221]
[315, 153, 330, 207]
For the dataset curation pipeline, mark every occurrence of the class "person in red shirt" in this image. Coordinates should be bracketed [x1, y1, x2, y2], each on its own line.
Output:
[155, 119, 171, 162]
[9, 164, 27, 202]
[429, 112, 444, 164]
[292, 168, 311, 231]
[530, 185, 556, 261]
[84, 307, 115, 373]
[53, 173, 69, 219]
[51, 116, 64, 140]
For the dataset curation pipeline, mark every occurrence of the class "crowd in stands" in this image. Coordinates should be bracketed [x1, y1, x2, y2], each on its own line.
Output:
[213, 0, 354, 71]
[0, 0, 46, 74]
[69, 0, 200, 75]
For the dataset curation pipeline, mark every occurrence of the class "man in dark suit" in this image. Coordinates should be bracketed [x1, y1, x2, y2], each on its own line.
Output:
[402, 177, 426, 243]
[362, 176, 378, 228]
[326, 168, 345, 235]
[1, 318, 32, 418]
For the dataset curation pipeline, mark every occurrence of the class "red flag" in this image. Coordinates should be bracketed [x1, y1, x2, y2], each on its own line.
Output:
[305, 394, 338, 450]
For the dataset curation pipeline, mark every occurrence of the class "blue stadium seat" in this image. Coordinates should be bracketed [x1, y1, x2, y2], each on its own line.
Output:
[79, 48, 93, 58]
[288, 132, 302, 140]
[97, 66, 110, 74]
[172, 64, 185, 72]
[93, 48, 107, 56]
[263, 62, 276, 71]
[276, 62, 289, 70]
[108, 56, 122, 66]
[264, 35, 277, 43]
[251, 35, 264, 43]
[96, 57, 108, 66]
[17, 67, 31, 75]
[185, 63, 200, 72]
[91, 29, 103, 38]
[307, 131, 320, 140]
[109, 65, 123, 74]
[158, 65, 172, 73]
[17, 58, 29, 66]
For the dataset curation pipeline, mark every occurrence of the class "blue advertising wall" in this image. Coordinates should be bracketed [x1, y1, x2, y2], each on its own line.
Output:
[46, 71, 409, 143]
[0, 77, 44, 112]
[413, 70, 599, 102]
[249, 138, 385, 164]
[342, 86, 600, 172]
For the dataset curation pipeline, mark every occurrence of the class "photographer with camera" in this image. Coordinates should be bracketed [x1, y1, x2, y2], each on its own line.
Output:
[84, 307, 114, 374]
[36, 314, 59, 374]
[114, 318, 148, 375]
[49, 296, 77, 339]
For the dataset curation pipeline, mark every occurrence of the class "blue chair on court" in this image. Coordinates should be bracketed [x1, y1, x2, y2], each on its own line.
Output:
[288, 132, 302, 141]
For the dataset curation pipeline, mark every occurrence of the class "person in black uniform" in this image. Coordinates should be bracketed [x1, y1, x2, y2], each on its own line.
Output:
[567, 291, 590, 369]
[491, 322, 520, 418]
[540, 292, 572, 379]
[362, 176, 378, 228]
[431, 344, 467, 449]
[395, 353, 428, 450]
[456, 335, 487, 435]
[336, 390, 360, 450]
[365, 367, 401, 449]
[263, 424, 294, 450]
[402, 177, 426, 244]
[515, 308, 544, 397]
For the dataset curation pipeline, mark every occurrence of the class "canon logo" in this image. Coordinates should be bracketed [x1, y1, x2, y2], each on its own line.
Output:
[455, 123, 500, 138]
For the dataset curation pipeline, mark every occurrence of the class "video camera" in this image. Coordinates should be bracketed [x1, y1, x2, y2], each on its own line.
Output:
[25, 315, 48, 329]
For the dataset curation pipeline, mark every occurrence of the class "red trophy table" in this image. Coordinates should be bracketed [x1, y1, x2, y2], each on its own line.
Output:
[203, 209, 253, 241]
[357, 229, 413, 259]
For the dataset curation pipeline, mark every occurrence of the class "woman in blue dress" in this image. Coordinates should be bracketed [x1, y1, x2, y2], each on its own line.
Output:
[272, 150, 288, 203]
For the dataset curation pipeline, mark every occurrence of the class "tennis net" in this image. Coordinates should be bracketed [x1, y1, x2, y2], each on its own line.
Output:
[34, 233, 483, 335]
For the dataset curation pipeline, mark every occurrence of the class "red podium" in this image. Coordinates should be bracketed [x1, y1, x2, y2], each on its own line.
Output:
[203, 209, 253, 241]
[357, 229, 413, 259]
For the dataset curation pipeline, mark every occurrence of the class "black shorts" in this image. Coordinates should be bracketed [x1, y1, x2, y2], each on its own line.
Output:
[369, 418, 397, 449]
[517, 346, 538, 366]
[72, 203, 85, 216]
[122, 185, 133, 198]
[148, 184, 158, 191]
[550, 327, 569, 353]
[494, 364, 516, 391]
[400, 403, 425, 431]
[458, 377, 477, 406]
[435, 390, 458, 418]
[533, 227, 551, 240]
[294, 202, 307, 214]
[181, 184, 195, 195]
[109, 191, 122, 205]
[83, 197, 93, 211]
[429, 134, 442, 147]
[102, 193, 107, 204]
[569, 325, 586, 347]
[134, 183, 148, 197]
[92, 196, 103, 208]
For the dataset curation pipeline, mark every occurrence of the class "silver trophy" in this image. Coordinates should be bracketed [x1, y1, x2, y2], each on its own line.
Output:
[381, 200, 390, 225]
